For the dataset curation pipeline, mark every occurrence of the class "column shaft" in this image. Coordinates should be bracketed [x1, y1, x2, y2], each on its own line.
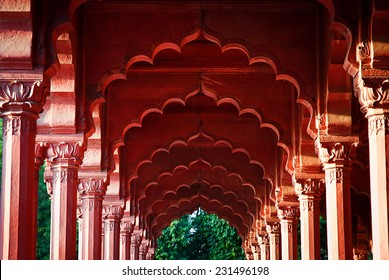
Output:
[78, 178, 106, 260]
[266, 222, 280, 260]
[366, 110, 389, 259]
[103, 205, 123, 260]
[259, 235, 270, 260]
[0, 80, 44, 259]
[323, 159, 353, 259]
[47, 142, 84, 260]
[278, 206, 299, 260]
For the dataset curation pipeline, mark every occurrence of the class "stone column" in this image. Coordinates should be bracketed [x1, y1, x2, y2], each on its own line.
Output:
[365, 107, 389, 259]
[295, 177, 324, 260]
[120, 219, 134, 260]
[139, 241, 148, 260]
[130, 233, 142, 260]
[321, 142, 355, 260]
[266, 222, 281, 260]
[278, 206, 300, 260]
[0, 80, 45, 259]
[259, 235, 270, 260]
[47, 141, 84, 260]
[103, 204, 123, 260]
[355, 76, 389, 259]
[78, 178, 107, 260]
[252, 245, 260, 260]
[146, 248, 155, 260]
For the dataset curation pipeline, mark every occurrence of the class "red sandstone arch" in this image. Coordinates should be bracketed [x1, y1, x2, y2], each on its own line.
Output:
[127, 127, 273, 186]
[137, 165, 261, 216]
[151, 196, 250, 240]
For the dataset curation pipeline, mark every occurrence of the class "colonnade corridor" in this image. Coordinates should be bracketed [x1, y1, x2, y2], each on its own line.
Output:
[0, 0, 388, 260]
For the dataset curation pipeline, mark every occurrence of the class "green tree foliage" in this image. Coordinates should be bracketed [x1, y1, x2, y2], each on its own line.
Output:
[36, 165, 51, 260]
[155, 208, 246, 260]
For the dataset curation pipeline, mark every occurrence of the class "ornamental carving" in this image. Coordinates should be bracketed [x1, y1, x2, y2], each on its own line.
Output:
[131, 234, 142, 246]
[278, 206, 300, 221]
[326, 167, 343, 184]
[104, 221, 117, 232]
[47, 142, 85, 165]
[2, 117, 33, 136]
[270, 236, 280, 245]
[120, 221, 134, 233]
[281, 222, 294, 233]
[295, 178, 325, 196]
[103, 205, 124, 220]
[35, 142, 46, 167]
[52, 168, 77, 185]
[0, 81, 42, 103]
[356, 77, 389, 113]
[359, 41, 371, 60]
[259, 235, 269, 246]
[302, 200, 314, 212]
[78, 178, 107, 196]
[319, 142, 357, 164]
[266, 222, 280, 234]
[368, 115, 389, 136]
[45, 178, 53, 197]
[83, 200, 102, 212]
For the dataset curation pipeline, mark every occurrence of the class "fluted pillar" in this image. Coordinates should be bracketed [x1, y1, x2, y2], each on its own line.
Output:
[266, 222, 281, 260]
[120, 219, 134, 260]
[47, 141, 84, 260]
[278, 206, 300, 260]
[259, 235, 270, 260]
[0, 80, 45, 259]
[78, 178, 106, 259]
[103, 204, 123, 260]
[321, 142, 356, 260]
[295, 177, 324, 260]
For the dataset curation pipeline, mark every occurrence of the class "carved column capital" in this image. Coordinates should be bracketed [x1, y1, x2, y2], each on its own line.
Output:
[78, 178, 107, 197]
[266, 222, 280, 235]
[34, 142, 46, 167]
[0, 80, 47, 113]
[356, 75, 389, 113]
[295, 178, 325, 197]
[120, 221, 134, 233]
[47, 141, 85, 166]
[277, 206, 300, 221]
[259, 235, 269, 246]
[131, 234, 142, 246]
[318, 142, 358, 164]
[103, 205, 124, 220]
